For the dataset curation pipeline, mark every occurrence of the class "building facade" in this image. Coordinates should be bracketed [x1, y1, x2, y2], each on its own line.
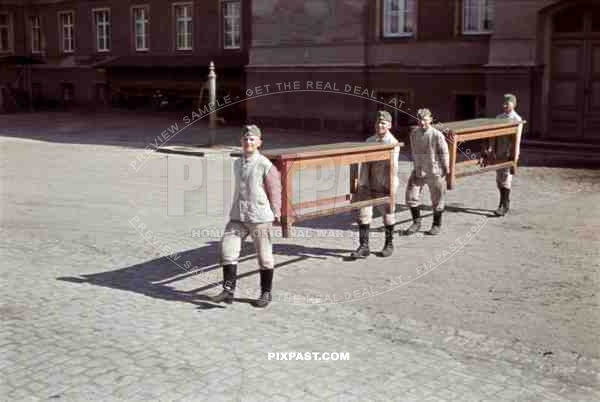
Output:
[1, 0, 599, 142]
[0, 0, 250, 121]
[246, 0, 600, 142]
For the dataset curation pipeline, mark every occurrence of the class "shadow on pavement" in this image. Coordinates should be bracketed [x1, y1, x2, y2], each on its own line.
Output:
[57, 240, 348, 309]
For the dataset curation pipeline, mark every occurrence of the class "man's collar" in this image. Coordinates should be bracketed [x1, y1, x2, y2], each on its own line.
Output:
[242, 151, 260, 162]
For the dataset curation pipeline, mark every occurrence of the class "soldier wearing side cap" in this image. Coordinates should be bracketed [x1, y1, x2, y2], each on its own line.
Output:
[212, 125, 282, 308]
[349, 110, 400, 259]
[404, 108, 449, 236]
[482, 94, 523, 216]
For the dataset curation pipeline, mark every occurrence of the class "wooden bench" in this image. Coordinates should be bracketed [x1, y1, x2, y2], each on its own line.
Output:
[439, 118, 526, 190]
[262, 142, 403, 238]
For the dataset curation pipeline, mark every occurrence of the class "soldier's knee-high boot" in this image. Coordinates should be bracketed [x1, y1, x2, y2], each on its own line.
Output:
[405, 207, 422, 235]
[429, 210, 443, 235]
[254, 269, 273, 308]
[212, 264, 237, 303]
[380, 225, 394, 257]
[494, 188, 510, 216]
[350, 224, 370, 259]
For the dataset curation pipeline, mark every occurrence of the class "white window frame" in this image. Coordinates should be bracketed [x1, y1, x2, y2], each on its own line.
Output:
[222, 0, 241, 50]
[0, 12, 13, 53]
[93, 8, 111, 52]
[30, 15, 42, 53]
[59, 11, 75, 53]
[462, 0, 494, 35]
[173, 2, 193, 51]
[132, 5, 149, 51]
[382, 0, 415, 38]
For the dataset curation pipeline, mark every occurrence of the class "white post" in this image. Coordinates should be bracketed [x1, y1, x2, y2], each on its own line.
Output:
[208, 61, 217, 145]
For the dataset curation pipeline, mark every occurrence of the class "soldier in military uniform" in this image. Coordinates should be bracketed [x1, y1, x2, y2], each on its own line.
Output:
[350, 110, 400, 259]
[404, 108, 449, 236]
[212, 125, 282, 308]
[482, 94, 523, 216]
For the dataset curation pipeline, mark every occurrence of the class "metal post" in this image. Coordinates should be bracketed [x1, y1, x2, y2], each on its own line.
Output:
[208, 61, 217, 145]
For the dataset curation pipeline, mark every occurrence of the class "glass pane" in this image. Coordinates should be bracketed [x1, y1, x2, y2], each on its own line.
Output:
[0, 15, 8, 25]
[592, 6, 600, 32]
[484, 0, 494, 31]
[390, 14, 398, 33]
[553, 7, 584, 33]
[1, 31, 8, 50]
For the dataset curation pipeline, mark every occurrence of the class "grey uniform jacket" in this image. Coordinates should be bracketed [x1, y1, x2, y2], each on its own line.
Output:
[229, 152, 282, 224]
[358, 132, 400, 193]
[410, 126, 450, 178]
[495, 110, 523, 160]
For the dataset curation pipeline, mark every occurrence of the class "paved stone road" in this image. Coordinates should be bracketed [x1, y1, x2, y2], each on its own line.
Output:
[1, 113, 599, 401]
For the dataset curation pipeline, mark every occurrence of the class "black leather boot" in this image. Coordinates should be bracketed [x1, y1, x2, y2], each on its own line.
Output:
[380, 225, 394, 257]
[429, 211, 443, 235]
[350, 224, 370, 259]
[494, 188, 510, 216]
[405, 207, 422, 235]
[254, 269, 273, 308]
[211, 264, 237, 303]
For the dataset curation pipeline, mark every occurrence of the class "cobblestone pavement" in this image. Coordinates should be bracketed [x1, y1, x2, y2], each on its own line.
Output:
[1, 113, 599, 401]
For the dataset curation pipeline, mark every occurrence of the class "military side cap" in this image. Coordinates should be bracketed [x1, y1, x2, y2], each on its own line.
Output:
[242, 124, 262, 138]
[504, 93, 517, 107]
[376, 110, 392, 123]
[417, 108, 433, 119]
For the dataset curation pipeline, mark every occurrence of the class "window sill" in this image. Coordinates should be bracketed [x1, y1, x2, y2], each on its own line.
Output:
[461, 31, 493, 36]
[135, 48, 150, 52]
[382, 33, 414, 39]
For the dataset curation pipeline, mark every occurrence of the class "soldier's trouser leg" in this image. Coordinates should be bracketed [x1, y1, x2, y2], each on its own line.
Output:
[405, 172, 425, 234]
[426, 175, 446, 212]
[215, 221, 248, 302]
[405, 173, 425, 209]
[495, 168, 512, 216]
[221, 221, 248, 266]
[248, 223, 274, 307]
[426, 175, 446, 235]
[496, 168, 512, 190]
[248, 223, 274, 270]
[358, 206, 373, 225]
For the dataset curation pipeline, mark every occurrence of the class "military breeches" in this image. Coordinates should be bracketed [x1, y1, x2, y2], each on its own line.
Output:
[220, 221, 274, 270]
[405, 172, 446, 212]
[496, 168, 512, 190]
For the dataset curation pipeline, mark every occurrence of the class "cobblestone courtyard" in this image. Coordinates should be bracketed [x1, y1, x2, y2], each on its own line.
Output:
[1, 113, 599, 401]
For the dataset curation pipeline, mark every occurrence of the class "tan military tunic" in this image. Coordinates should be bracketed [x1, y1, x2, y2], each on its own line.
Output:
[495, 110, 523, 189]
[405, 126, 449, 212]
[356, 132, 400, 225]
[221, 152, 281, 270]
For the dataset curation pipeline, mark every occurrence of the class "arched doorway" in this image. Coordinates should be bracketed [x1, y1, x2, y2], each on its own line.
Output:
[549, 3, 600, 141]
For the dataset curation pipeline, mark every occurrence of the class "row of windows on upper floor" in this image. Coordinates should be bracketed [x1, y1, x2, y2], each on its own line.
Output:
[0, 0, 494, 55]
[0, 1, 241, 54]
